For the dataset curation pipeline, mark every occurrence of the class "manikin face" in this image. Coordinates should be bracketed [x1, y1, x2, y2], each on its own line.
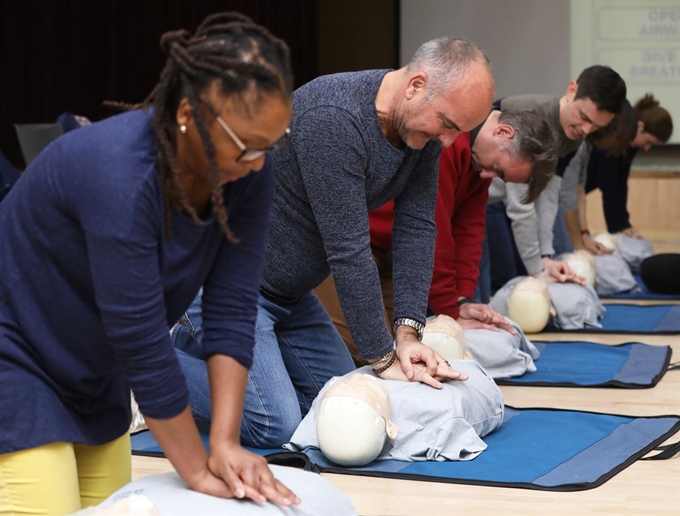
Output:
[631, 121, 662, 151]
[508, 277, 551, 334]
[592, 232, 619, 252]
[560, 81, 615, 140]
[422, 314, 466, 360]
[394, 61, 495, 150]
[564, 250, 596, 288]
[176, 80, 292, 187]
[316, 374, 398, 467]
[470, 116, 533, 184]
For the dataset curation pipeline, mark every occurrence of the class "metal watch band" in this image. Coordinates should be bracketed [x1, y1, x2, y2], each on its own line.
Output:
[393, 317, 425, 340]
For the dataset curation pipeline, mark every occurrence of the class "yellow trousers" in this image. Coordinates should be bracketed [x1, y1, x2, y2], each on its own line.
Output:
[0, 434, 131, 516]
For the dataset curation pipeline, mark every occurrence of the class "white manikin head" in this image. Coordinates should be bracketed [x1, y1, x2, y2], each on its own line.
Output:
[507, 276, 551, 333]
[316, 374, 398, 467]
[593, 232, 619, 253]
[421, 315, 467, 360]
[563, 250, 597, 288]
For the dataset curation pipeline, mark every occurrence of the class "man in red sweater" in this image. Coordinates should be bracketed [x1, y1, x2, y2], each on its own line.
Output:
[315, 110, 557, 365]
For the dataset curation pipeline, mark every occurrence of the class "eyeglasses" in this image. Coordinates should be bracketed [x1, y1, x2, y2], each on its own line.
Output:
[214, 114, 290, 164]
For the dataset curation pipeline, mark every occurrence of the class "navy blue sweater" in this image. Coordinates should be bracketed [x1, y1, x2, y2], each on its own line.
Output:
[585, 147, 637, 233]
[263, 70, 441, 359]
[0, 110, 273, 453]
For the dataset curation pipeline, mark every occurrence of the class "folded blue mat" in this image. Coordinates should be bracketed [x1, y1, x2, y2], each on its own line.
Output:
[601, 276, 680, 300]
[557, 304, 680, 334]
[131, 407, 680, 492]
[496, 341, 672, 388]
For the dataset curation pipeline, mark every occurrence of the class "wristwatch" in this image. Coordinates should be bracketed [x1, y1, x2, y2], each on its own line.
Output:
[393, 317, 425, 340]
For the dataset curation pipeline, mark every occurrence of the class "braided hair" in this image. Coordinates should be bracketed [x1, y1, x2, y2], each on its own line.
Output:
[113, 12, 293, 242]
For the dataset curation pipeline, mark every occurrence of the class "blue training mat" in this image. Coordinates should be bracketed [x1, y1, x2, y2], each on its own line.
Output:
[601, 276, 680, 301]
[555, 304, 680, 334]
[131, 407, 680, 492]
[300, 407, 680, 492]
[496, 341, 672, 388]
[131, 430, 279, 459]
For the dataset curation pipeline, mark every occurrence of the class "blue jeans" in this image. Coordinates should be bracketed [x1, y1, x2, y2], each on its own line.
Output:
[486, 202, 526, 292]
[173, 290, 356, 448]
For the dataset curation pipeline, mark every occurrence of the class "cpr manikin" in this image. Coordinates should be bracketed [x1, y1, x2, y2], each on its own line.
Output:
[316, 374, 398, 466]
[72, 495, 159, 516]
[70, 467, 358, 516]
[421, 315, 469, 360]
[592, 232, 619, 253]
[507, 276, 551, 334]
[563, 250, 597, 288]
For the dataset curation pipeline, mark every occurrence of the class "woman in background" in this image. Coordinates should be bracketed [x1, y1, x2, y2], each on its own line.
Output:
[583, 94, 673, 241]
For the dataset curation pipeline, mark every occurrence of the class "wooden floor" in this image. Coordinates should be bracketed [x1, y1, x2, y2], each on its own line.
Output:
[132, 239, 680, 515]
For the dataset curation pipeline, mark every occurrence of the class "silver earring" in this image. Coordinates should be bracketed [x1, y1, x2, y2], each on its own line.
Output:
[179, 125, 187, 134]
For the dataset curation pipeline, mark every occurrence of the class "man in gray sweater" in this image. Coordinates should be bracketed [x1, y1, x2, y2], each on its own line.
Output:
[485, 66, 626, 292]
[173, 38, 495, 447]
[251, 38, 495, 446]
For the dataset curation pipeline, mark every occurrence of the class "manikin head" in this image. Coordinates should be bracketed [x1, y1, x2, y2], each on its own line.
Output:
[507, 277, 551, 334]
[563, 250, 597, 288]
[421, 315, 467, 360]
[592, 232, 619, 253]
[316, 374, 398, 466]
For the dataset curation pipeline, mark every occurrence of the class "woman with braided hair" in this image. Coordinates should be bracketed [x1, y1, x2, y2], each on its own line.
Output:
[0, 12, 299, 512]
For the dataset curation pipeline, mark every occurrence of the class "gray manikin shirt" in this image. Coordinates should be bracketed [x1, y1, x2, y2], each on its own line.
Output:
[94, 466, 358, 516]
[490, 95, 583, 274]
[264, 70, 441, 359]
[593, 253, 639, 296]
[617, 235, 654, 272]
[464, 320, 540, 379]
[286, 361, 504, 463]
[489, 276, 605, 330]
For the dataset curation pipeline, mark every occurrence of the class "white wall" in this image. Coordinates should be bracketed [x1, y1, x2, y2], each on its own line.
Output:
[400, 0, 572, 98]
[571, 0, 680, 144]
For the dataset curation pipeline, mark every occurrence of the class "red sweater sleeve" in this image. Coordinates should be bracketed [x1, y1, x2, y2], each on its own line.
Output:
[371, 134, 489, 320]
[369, 200, 395, 250]
[449, 174, 490, 299]
[428, 134, 489, 319]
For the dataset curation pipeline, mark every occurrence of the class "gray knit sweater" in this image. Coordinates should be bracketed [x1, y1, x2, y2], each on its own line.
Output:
[263, 70, 441, 359]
